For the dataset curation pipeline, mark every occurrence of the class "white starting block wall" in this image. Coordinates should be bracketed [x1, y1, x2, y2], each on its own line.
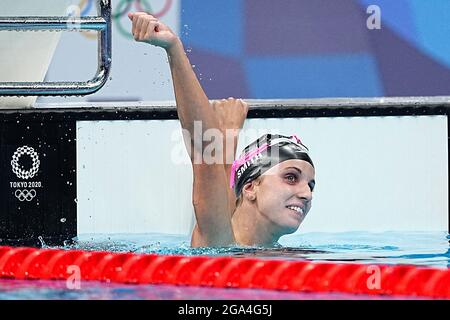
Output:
[76, 115, 448, 236]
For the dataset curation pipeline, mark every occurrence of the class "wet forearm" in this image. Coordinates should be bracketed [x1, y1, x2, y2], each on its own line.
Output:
[166, 39, 219, 146]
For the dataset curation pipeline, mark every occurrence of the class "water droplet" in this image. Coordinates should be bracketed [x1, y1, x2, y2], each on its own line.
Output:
[38, 236, 46, 248]
[60, 218, 66, 223]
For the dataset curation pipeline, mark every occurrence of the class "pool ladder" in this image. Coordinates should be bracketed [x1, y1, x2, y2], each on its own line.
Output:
[0, 0, 111, 96]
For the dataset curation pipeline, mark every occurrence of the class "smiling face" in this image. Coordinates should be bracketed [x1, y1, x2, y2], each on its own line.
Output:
[244, 159, 315, 235]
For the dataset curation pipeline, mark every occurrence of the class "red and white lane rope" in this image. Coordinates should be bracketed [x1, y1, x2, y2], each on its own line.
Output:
[0, 246, 449, 298]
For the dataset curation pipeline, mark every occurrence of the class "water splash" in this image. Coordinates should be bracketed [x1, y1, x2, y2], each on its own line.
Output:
[45, 231, 450, 267]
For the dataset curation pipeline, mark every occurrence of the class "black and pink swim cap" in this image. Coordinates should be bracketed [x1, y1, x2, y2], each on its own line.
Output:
[230, 134, 314, 197]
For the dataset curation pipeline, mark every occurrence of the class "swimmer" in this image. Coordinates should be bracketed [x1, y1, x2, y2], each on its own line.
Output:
[129, 12, 316, 247]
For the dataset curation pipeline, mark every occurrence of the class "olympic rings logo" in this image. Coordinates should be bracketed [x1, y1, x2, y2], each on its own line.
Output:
[14, 189, 37, 202]
[76, 0, 173, 40]
[11, 146, 40, 180]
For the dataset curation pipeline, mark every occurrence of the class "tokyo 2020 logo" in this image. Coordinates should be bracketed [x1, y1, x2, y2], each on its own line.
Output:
[10, 146, 42, 202]
[11, 146, 40, 180]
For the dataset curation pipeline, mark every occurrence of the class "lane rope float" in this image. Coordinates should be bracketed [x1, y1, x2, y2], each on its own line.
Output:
[0, 246, 449, 298]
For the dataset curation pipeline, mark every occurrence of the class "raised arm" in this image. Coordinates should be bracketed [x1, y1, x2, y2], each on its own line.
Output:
[128, 12, 217, 138]
[211, 99, 249, 214]
[128, 13, 246, 246]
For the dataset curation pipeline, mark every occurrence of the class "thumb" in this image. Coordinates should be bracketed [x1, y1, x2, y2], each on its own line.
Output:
[128, 13, 133, 21]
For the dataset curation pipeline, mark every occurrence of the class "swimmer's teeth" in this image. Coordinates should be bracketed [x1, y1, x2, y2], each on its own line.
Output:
[287, 206, 304, 215]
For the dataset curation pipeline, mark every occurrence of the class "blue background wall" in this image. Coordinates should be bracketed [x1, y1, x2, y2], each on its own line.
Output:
[180, 0, 450, 99]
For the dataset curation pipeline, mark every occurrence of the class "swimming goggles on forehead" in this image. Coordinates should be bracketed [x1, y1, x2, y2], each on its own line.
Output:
[230, 135, 309, 188]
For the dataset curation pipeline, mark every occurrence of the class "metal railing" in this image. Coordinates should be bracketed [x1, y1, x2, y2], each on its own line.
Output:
[0, 0, 111, 96]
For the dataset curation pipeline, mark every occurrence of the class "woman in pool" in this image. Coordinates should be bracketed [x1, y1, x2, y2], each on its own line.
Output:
[129, 12, 316, 247]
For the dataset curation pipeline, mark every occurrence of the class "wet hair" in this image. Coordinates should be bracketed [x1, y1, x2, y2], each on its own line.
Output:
[230, 134, 314, 198]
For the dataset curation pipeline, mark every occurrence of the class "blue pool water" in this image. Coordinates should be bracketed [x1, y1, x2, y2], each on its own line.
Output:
[0, 279, 422, 300]
[70, 231, 450, 267]
[1, 231, 448, 300]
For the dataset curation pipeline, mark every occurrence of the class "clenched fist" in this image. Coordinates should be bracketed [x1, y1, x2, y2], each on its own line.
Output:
[212, 98, 249, 132]
[211, 98, 249, 166]
[128, 12, 179, 50]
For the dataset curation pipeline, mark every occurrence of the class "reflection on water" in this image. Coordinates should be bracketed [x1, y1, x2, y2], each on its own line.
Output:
[0, 279, 421, 300]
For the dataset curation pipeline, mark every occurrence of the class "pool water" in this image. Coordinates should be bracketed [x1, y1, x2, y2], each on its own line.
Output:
[1, 231, 448, 300]
[69, 231, 450, 267]
[0, 279, 424, 300]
